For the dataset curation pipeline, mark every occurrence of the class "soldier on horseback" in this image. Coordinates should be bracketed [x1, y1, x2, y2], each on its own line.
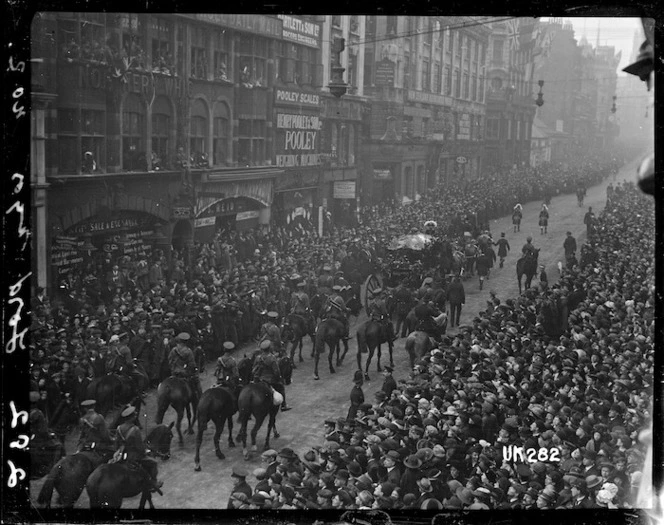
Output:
[111, 406, 163, 493]
[367, 288, 396, 343]
[252, 340, 291, 411]
[77, 399, 113, 455]
[522, 236, 537, 258]
[168, 332, 202, 399]
[107, 334, 134, 376]
[290, 282, 315, 335]
[322, 285, 350, 341]
[259, 311, 283, 354]
[215, 341, 240, 389]
[413, 300, 444, 343]
[317, 265, 334, 296]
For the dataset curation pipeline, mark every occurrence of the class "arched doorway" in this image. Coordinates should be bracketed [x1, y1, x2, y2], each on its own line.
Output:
[171, 219, 192, 252]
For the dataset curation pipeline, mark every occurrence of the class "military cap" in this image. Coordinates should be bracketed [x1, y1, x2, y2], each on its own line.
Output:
[176, 332, 191, 341]
[81, 399, 96, 407]
[267, 311, 279, 319]
[259, 340, 272, 350]
[223, 341, 235, 351]
[121, 406, 136, 418]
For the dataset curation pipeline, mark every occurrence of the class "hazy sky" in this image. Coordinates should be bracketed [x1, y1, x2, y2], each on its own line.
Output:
[542, 17, 644, 74]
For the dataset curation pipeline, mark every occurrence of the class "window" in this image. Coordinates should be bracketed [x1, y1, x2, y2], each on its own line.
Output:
[348, 125, 356, 166]
[424, 21, 433, 47]
[332, 16, 341, 28]
[417, 165, 425, 196]
[347, 51, 357, 92]
[386, 16, 397, 36]
[454, 32, 460, 57]
[151, 18, 173, 74]
[444, 28, 451, 54]
[479, 75, 485, 103]
[454, 68, 460, 98]
[338, 124, 347, 166]
[366, 16, 376, 37]
[239, 35, 268, 87]
[463, 73, 469, 99]
[296, 45, 313, 86]
[190, 98, 209, 163]
[58, 15, 107, 63]
[445, 66, 451, 95]
[238, 119, 266, 166]
[433, 63, 441, 93]
[191, 27, 208, 79]
[350, 16, 360, 34]
[151, 96, 172, 168]
[121, 14, 146, 69]
[493, 39, 504, 64]
[422, 60, 430, 91]
[486, 118, 499, 140]
[331, 123, 338, 161]
[404, 53, 411, 89]
[122, 93, 145, 171]
[491, 76, 503, 90]
[213, 29, 230, 81]
[81, 109, 105, 169]
[212, 102, 230, 166]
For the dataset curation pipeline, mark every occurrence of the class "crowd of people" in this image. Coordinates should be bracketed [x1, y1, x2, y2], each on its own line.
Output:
[226, 181, 654, 510]
[29, 152, 648, 507]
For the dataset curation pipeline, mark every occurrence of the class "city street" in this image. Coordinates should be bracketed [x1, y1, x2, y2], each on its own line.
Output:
[30, 158, 640, 509]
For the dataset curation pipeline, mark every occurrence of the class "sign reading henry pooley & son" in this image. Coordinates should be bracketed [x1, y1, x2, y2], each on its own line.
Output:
[274, 88, 322, 168]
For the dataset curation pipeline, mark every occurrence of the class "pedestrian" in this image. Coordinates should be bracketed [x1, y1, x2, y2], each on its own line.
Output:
[347, 370, 365, 421]
[512, 204, 523, 233]
[495, 232, 510, 269]
[228, 467, 252, 509]
[538, 265, 548, 291]
[447, 276, 465, 328]
[538, 203, 549, 234]
[381, 366, 397, 398]
[584, 207, 596, 235]
[563, 231, 577, 261]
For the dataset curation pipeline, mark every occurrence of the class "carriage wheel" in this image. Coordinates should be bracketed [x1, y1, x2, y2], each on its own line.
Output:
[360, 274, 383, 310]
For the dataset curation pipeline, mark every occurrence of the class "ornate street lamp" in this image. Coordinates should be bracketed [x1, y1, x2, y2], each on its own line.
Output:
[535, 80, 545, 107]
[328, 37, 348, 98]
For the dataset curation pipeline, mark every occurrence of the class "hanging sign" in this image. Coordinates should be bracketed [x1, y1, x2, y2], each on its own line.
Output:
[333, 181, 356, 199]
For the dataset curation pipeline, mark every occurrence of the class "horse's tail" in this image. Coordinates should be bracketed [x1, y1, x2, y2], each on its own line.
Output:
[36, 456, 64, 506]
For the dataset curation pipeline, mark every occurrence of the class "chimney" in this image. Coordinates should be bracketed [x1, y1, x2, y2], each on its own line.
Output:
[381, 116, 399, 141]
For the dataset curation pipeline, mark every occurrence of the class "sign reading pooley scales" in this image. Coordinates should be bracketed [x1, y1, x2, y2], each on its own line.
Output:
[274, 87, 322, 168]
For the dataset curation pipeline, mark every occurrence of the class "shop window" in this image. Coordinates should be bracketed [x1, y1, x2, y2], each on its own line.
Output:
[212, 102, 230, 166]
[151, 17, 174, 74]
[239, 35, 267, 88]
[151, 96, 172, 169]
[213, 30, 230, 81]
[422, 60, 430, 91]
[295, 45, 312, 86]
[237, 119, 266, 166]
[190, 98, 209, 165]
[122, 93, 146, 171]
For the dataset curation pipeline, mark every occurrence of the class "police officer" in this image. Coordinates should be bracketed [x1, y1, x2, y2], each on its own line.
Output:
[77, 399, 113, 455]
[215, 341, 240, 388]
[168, 332, 202, 399]
[259, 312, 282, 353]
[253, 340, 291, 412]
[112, 405, 163, 492]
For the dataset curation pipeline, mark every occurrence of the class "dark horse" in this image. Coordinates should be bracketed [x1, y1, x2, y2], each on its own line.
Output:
[517, 249, 540, 294]
[86, 369, 147, 417]
[30, 436, 66, 480]
[238, 352, 293, 386]
[85, 459, 161, 509]
[37, 423, 173, 508]
[155, 376, 198, 445]
[405, 331, 434, 369]
[194, 386, 238, 471]
[236, 383, 280, 459]
[313, 318, 349, 380]
[281, 313, 315, 366]
[356, 318, 394, 381]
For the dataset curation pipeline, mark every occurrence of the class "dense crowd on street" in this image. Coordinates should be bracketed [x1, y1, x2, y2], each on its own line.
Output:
[227, 181, 653, 510]
[28, 152, 651, 509]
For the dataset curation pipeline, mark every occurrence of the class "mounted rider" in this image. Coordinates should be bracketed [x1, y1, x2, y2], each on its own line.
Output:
[414, 300, 444, 342]
[317, 265, 334, 296]
[29, 390, 60, 454]
[168, 332, 202, 399]
[111, 405, 163, 493]
[215, 341, 240, 389]
[290, 281, 314, 334]
[259, 311, 283, 354]
[322, 285, 350, 341]
[106, 334, 134, 376]
[522, 236, 537, 259]
[367, 287, 396, 342]
[77, 399, 113, 455]
[252, 340, 291, 412]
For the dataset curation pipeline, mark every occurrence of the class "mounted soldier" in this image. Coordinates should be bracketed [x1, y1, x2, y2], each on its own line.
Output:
[317, 265, 334, 296]
[290, 281, 315, 335]
[215, 341, 240, 389]
[110, 406, 163, 493]
[322, 285, 350, 341]
[522, 236, 537, 259]
[252, 340, 291, 412]
[367, 288, 396, 343]
[77, 399, 113, 455]
[259, 311, 283, 354]
[168, 332, 202, 399]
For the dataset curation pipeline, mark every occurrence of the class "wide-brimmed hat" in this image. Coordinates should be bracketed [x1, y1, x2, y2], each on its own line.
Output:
[403, 455, 423, 469]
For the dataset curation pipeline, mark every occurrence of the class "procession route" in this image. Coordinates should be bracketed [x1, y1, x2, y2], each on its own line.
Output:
[30, 160, 643, 509]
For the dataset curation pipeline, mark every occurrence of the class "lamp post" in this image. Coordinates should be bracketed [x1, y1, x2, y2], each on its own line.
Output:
[535, 80, 545, 107]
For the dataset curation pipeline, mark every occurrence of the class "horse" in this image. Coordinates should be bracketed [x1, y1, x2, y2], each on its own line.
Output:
[37, 423, 173, 508]
[236, 382, 280, 459]
[404, 307, 448, 336]
[394, 296, 416, 338]
[463, 243, 479, 277]
[310, 293, 326, 321]
[30, 436, 66, 480]
[356, 318, 394, 381]
[281, 313, 315, 366]
[155, 376, 198, 445]
[517, 249, 540, 294]
[85, 459, 161, 509]
[237, 352, 293, 386]
[86, 365, 148, 416]
[346, 295, 362, 320]
[405, 331, 435, 369]
[313, 318, 349, 381]
[194, 386, 237, 471]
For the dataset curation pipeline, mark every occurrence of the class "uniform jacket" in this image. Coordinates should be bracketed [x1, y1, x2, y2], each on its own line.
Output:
[447, 281, 465, 304]
[115, 421, 146, 463]
[253, 353, 281, 383]
[168, 344, 196, 376]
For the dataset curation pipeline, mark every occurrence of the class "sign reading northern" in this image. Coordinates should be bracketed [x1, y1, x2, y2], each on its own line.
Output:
[274, 87, 322, 168]
[277, 15, 321, 48]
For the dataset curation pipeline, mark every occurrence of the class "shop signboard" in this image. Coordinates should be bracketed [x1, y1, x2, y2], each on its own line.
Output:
[236, 210, 260, 221]
[275, 87, 322, 168]
[373, 169, 392, 180]
[374, 59, 396, 86]
[196, 197, 257, 219]
[195, 217, 216, 228]
[67, 211, 157, 236]
[333, 181, 356, 199]
[277, 15, 321, 49]
[51, 236, 85, 276]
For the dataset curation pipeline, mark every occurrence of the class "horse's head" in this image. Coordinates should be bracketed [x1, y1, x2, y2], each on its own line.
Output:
[147, 421, 175, 460]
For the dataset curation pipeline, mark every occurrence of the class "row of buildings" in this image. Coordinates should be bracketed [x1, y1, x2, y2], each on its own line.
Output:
[30, 14, 621, 290]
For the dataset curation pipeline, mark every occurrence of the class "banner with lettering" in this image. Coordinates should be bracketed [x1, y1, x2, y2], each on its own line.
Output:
[274, 88, 322, 168]
[277, 15, 321, 49]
